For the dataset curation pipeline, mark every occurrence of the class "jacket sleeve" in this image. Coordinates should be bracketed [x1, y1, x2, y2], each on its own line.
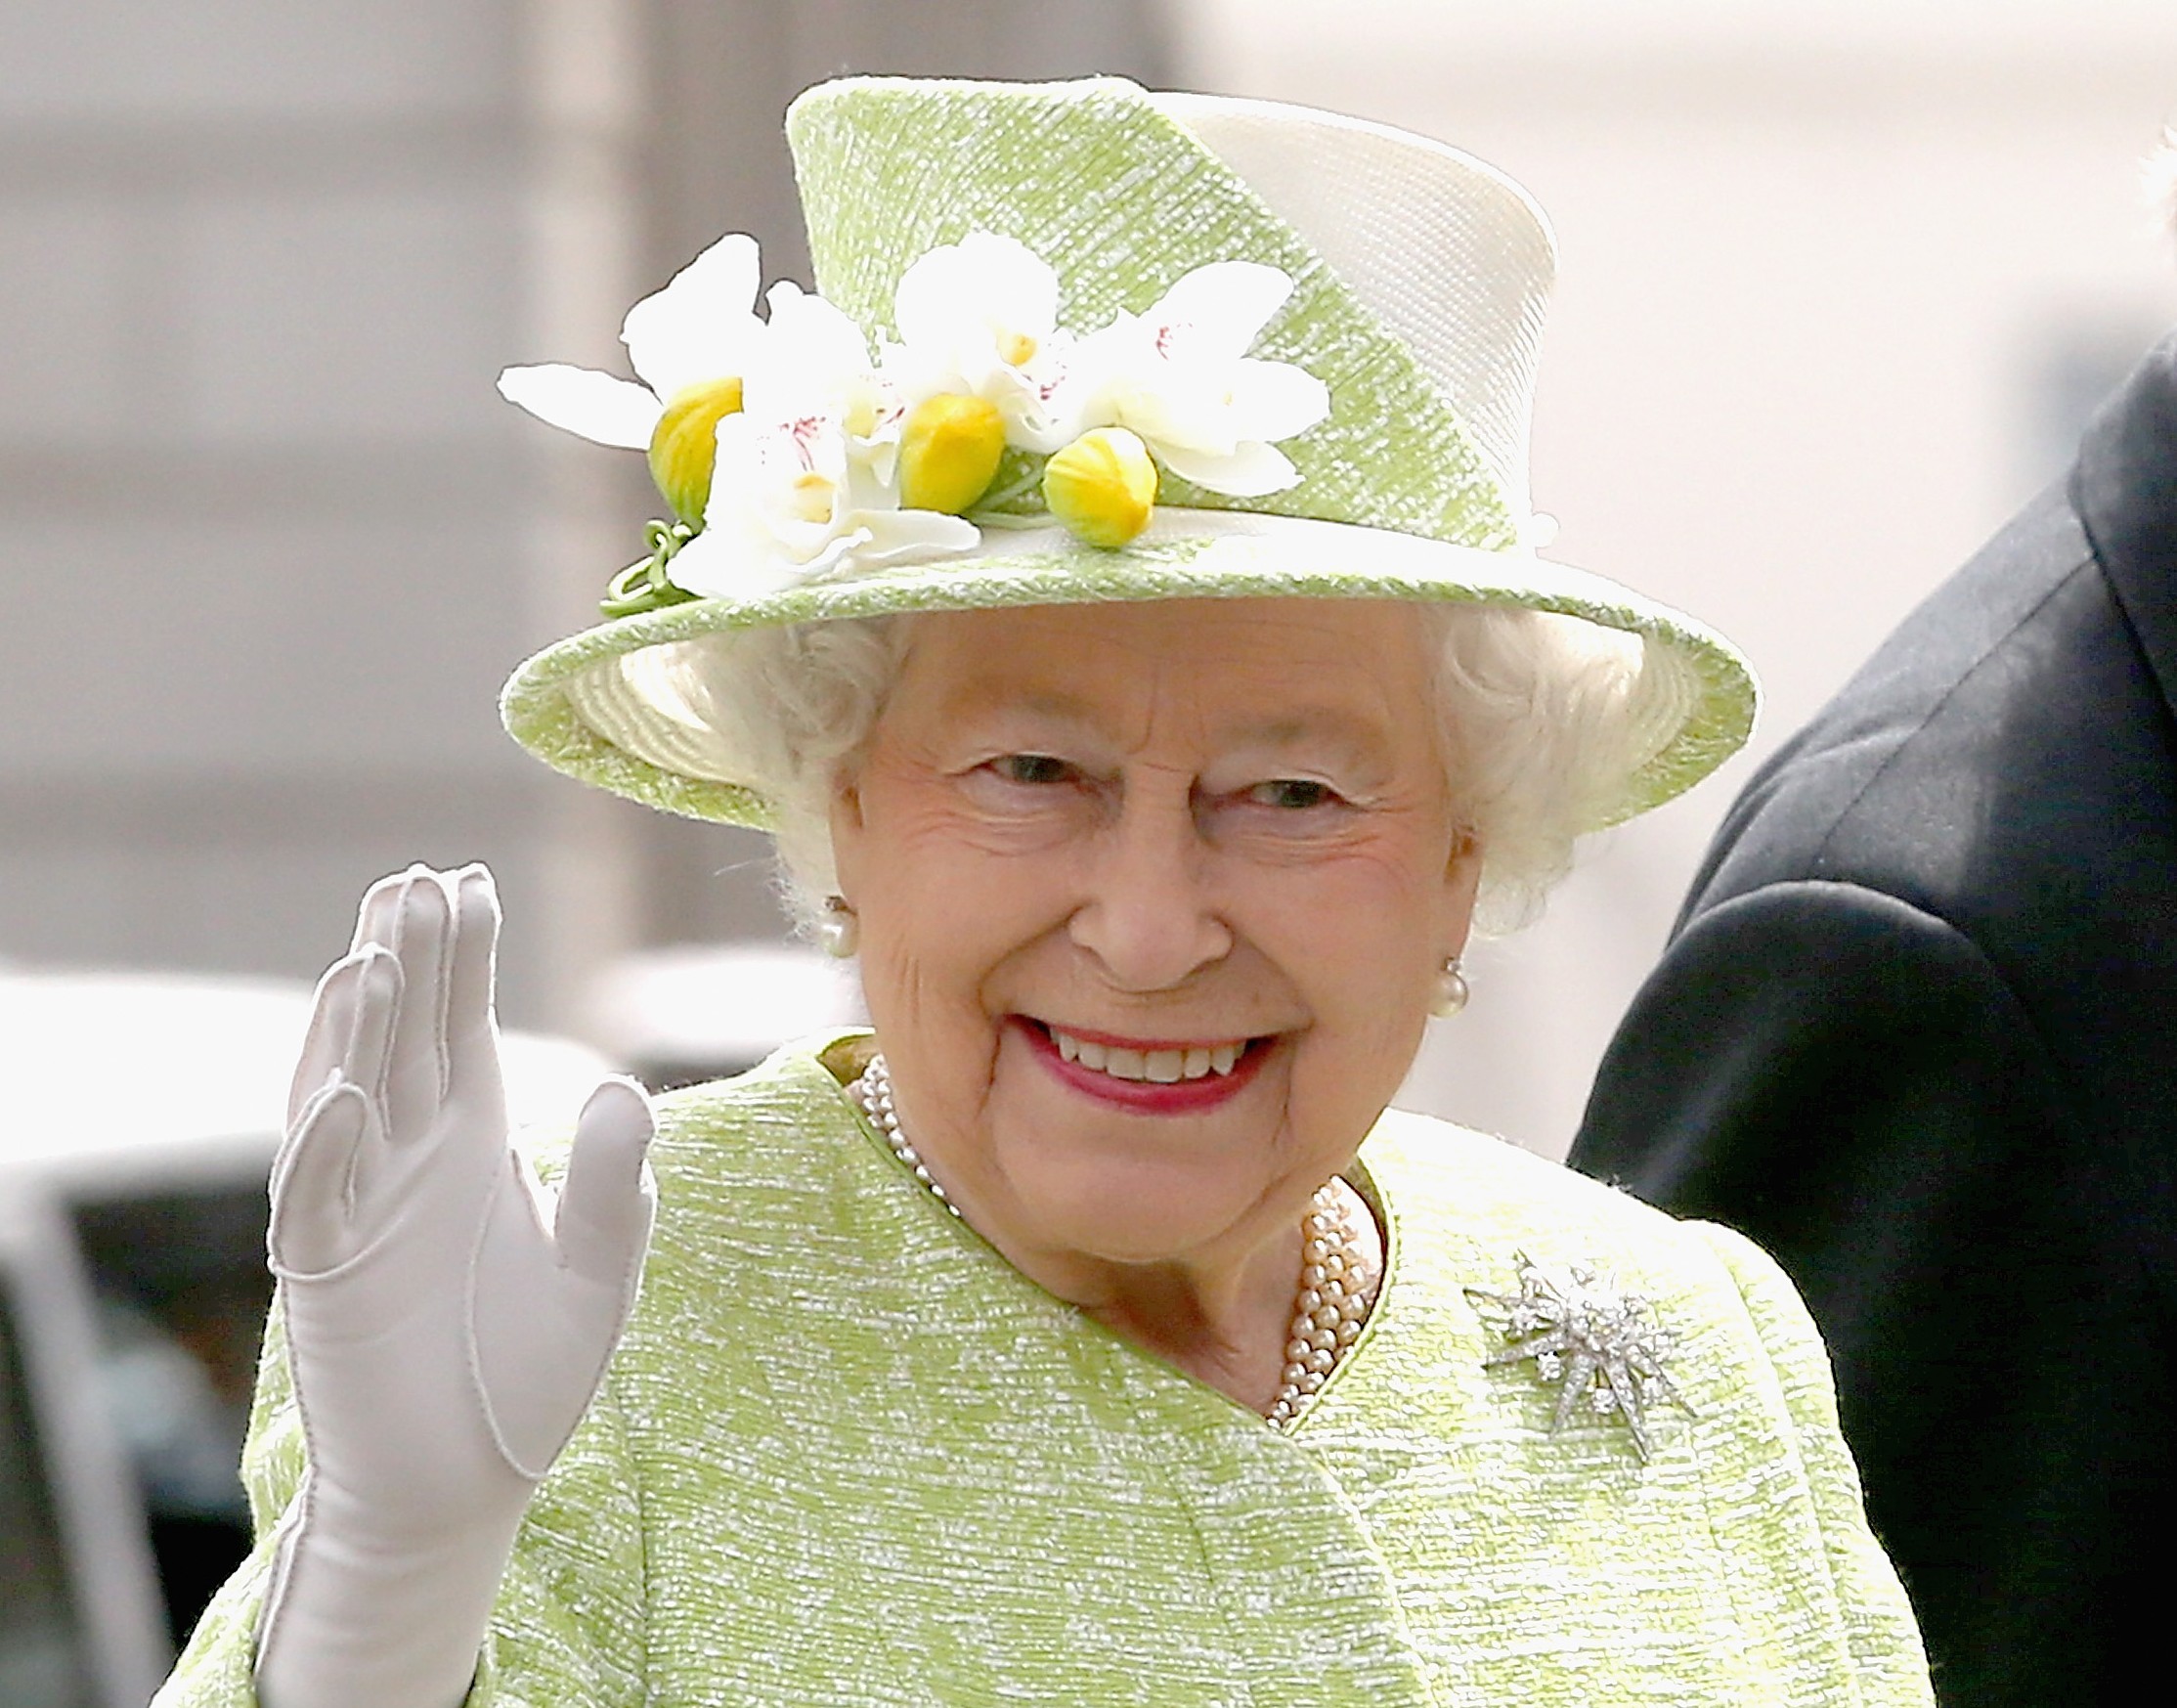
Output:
[151, 1245, 650, 1706]
[1690, 1220, 1933, 1707]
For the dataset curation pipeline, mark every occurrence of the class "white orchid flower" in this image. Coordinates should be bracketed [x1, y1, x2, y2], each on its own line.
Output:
[883, 233, 1079, 454]
[1067, 260, 1330, 498]
[748, 282, 908, 484]
[666, 411, 976, 598]
[668, 287, 971, 596]
[496, 232, 765, 453]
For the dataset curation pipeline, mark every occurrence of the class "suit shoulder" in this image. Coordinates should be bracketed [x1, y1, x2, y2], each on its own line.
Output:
[1698, 566, 2157, 923]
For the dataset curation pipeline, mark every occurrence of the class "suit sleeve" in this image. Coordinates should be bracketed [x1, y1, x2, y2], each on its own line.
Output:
[1571, 880, 2103, 1708]
[151, 1186, 651, 1706]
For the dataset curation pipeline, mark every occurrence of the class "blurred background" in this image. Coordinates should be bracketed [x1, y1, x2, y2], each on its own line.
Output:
[2, 4, 2176, 1696]
[7, 0, 2177, 1146]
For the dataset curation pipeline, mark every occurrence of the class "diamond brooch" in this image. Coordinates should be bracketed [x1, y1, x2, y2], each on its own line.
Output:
[1464, 1252, 1692, 1463]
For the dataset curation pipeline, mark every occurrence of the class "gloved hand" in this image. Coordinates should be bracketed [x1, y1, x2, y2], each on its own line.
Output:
[254, 864, 654, 1708]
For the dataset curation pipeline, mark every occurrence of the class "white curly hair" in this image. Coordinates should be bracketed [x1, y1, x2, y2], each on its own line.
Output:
[660, 602, 1700, 938]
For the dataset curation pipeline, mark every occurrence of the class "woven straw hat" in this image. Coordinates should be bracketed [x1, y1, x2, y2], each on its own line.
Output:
[500, 75, 1756, 829]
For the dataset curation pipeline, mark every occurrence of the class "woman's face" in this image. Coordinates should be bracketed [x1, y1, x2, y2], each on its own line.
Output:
[830, 598, 1481, 1283]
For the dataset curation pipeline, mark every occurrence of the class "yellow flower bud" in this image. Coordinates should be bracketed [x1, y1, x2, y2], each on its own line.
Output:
[896, 393, 1007, 514]
[1041, 427, 1158, 548]
[647, 375, 745, 525]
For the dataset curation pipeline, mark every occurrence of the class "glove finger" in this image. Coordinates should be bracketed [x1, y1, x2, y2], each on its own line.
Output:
[443, 864, 503, 1104]
[349, 864, 415, 956]
[553, 1078, 657, 1289]
[287, 948, 370, 1131]
[268, 1077, 373, 1276]
[336, 946, 403, 1112]
[382, 870, 456, 1143]
[302, 865, 414, 1127]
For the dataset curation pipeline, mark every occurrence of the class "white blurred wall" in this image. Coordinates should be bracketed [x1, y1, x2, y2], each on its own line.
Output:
[0, 0, 1169, 1033]
[1172, 0, 2177, 1155]
[0, 0, 595, 1017]
[8, 0, 2172, 1109]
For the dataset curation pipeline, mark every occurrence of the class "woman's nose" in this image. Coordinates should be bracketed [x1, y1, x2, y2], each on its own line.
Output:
[1066, 787, 1233, 990]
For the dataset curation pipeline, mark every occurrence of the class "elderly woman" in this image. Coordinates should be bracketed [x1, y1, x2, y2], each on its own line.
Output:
[158, 75, 1930, 1707]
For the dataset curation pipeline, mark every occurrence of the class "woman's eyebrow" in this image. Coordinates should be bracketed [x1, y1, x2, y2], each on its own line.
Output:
[945, 688, 1104, 729]
[1217, 709, 1394, 763]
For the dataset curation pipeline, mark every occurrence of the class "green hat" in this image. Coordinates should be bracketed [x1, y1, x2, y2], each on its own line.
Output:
[497, 75, 1757, 831]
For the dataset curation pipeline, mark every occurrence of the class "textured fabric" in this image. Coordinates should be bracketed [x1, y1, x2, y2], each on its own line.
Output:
[497, 76, 1759, 837]
[160, 1035, 1926, 1707]
[1571, 332, 2177, 1707]
[792, 78, 1508, 545]
[511, 509, 1758, 838]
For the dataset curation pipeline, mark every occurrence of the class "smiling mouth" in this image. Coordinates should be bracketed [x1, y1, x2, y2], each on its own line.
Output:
[1044, 1025, 1253, 1083]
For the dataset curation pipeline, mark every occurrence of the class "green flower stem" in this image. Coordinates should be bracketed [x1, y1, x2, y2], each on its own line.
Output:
[600, 522, 702, 618]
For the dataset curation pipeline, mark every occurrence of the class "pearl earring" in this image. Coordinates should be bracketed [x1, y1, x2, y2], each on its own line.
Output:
[816, 897, 859, 959]
[1430, 957, 1469, 1018]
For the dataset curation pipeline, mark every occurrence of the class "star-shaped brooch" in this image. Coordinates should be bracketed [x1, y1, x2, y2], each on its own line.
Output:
[1464, 1252, 1693, 1462]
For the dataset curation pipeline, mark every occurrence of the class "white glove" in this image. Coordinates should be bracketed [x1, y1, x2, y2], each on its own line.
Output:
[254, 864, 654, 1708]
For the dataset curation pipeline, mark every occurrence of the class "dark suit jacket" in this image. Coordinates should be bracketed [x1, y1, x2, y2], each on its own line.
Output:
[1571, 336, 2177, 1706]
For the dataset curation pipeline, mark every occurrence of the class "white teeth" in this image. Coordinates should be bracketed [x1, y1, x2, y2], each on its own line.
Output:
[1048, 1029, 1248, 1082]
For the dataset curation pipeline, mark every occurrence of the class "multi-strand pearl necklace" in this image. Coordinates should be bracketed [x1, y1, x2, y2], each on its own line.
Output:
[1267, 1181, 1374, 1427]
[851, 1052, 1378, 1429]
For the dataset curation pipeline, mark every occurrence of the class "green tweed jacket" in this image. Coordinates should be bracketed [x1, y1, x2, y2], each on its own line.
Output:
[160, 1036, 1931, 1706]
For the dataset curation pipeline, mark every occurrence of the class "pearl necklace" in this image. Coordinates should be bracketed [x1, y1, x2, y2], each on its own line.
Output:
[856, 1052, 960, 1217]
[1268, 1181, 1373, 1427]
[852, 1052, 1377, 1428]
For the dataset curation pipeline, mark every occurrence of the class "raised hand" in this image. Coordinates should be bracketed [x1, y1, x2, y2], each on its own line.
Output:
[255, 864, 654, 1708]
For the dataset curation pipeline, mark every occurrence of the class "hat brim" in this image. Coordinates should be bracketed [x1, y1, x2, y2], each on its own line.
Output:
[501, 509, 1757, 831]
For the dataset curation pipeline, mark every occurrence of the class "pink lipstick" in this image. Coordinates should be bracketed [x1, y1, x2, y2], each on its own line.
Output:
[1014, 1017, 1271, 1115]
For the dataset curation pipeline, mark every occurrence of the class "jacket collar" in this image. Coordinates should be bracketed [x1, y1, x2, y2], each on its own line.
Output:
[2073, 330, 2177, 724]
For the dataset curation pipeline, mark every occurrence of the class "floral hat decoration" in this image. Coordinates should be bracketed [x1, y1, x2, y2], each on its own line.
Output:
[499, 75, 1757, 829]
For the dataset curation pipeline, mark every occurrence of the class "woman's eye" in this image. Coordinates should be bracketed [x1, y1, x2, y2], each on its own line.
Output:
[1249, 778, 1337, 810]
[993, 754, 1071, 785]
